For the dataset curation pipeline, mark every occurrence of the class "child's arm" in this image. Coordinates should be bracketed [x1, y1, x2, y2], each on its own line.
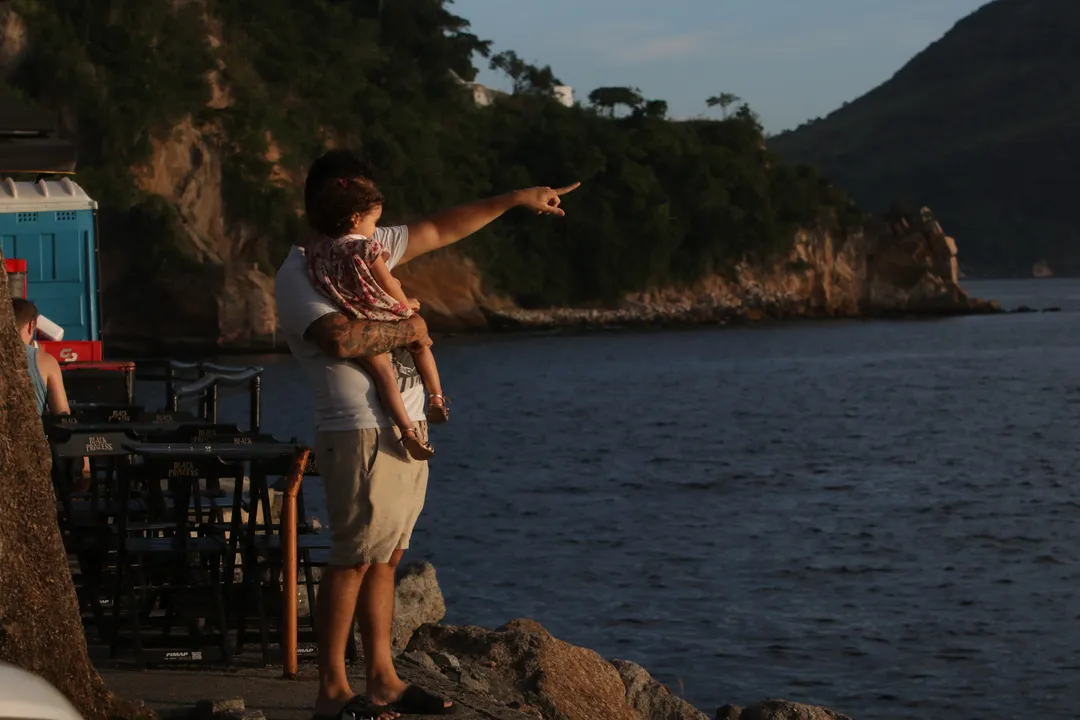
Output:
[369, 253, 413, 309]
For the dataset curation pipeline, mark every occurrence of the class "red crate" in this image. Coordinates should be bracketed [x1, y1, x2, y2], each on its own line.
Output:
[5, 258, 27, 299]
[40, 340, 103, 364]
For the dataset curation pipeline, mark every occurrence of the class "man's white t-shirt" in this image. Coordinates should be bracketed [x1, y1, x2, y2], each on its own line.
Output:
[275, 225, 425, 432]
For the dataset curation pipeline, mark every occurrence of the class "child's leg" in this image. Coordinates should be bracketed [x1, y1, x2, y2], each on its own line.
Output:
[410, 346, 450, 424]
[358, 353, 413, 430]
[357, 353, 434, 460]
[410, 346, 443, 398]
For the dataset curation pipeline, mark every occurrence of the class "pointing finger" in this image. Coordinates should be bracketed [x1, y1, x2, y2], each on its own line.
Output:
[555, 182, 581, 196]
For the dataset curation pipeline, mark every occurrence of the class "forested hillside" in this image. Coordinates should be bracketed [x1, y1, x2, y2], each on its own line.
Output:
[4, 0, 857, 317]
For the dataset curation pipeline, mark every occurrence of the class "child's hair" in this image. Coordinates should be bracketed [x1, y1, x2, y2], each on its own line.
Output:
[307, 177, 385, 238]
[304, 150, 376, 218]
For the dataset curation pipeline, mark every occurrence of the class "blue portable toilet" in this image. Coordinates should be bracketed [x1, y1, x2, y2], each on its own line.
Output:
[0, 177, 100, 353]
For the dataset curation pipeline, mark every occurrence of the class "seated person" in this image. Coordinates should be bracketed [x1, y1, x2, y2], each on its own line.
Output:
[12, 298, 71, 416]
[13, 298, 89, 485]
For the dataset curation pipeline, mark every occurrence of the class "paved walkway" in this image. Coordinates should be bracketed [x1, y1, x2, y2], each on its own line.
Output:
[99, 660, 529, 720]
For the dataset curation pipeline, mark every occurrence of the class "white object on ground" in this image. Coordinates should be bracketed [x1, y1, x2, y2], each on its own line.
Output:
[0, 662, 84, 720]
[35, 314, 64, 341]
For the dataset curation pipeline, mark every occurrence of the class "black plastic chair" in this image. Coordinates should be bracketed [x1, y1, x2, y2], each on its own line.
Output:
[112, 450, 243, 667]
[49, 428, 144, 643]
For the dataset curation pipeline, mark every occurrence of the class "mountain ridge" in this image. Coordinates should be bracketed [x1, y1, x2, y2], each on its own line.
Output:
[769, 0, 1080, 276]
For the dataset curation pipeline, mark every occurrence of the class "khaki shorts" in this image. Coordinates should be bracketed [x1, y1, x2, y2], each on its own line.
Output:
[314, 424, 429, 566]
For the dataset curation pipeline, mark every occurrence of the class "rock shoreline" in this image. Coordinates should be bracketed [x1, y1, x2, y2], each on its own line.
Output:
[102, 292, 1006, 359]
[480, 294, 1002, 333]
[284, 562, 858, 720]
[121, 561, 860, 720]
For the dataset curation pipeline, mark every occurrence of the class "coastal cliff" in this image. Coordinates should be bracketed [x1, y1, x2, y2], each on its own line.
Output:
[477, 210, 994, 331]
[115, 115, 992, 347]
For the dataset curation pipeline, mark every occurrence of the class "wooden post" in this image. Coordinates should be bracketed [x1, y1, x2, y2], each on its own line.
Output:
[281, 446, 310, 679]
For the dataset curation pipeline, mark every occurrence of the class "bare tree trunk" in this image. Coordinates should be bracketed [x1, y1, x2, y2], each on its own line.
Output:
[0, 253, 120, 719]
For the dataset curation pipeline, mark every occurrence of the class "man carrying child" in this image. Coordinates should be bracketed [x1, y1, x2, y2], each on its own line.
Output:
[275, 150, 578, 720]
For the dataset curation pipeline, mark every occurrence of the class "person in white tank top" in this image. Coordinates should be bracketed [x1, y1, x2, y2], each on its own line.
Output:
[12, 298, 71, 417]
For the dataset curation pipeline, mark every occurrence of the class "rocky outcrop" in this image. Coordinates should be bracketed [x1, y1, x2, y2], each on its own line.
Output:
[481, 208, 996, 332]
[290, 560, 446, 655]
[389, 562, 447, 654]
[404, 617, 858, 720]
[407, 619, 644, 720]
[611, 659, 709, 720]
[1033, 259, 1054, 278]
[723, 700, 854, 720]
[395, 251, 498, 332]
[384, 566, 858, 720]
[114, 115, 281, 350]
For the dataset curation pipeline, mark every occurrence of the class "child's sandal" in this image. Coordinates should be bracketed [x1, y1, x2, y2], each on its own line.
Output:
[427, 395, 450, 424]
[401, 428, 435, 461]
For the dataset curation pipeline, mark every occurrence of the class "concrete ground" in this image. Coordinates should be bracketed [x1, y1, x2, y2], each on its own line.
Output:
[98, 657, 530, 720]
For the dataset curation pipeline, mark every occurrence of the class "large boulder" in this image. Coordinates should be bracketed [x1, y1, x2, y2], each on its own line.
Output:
[406, 618, 642, 720]
[610, 659, 708, 720]
[390, 562, 447, 654]
[300, 561, 443, 656]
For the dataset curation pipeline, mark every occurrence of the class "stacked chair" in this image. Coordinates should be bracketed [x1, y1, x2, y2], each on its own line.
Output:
[46, 360, 354, 668]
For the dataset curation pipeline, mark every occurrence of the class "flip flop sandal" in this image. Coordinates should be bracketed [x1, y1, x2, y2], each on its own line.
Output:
[311, 695, 386, 720]
[387, 685, 456, 715]
[400, 428, 435, 461]
[426, 395, 450, 424]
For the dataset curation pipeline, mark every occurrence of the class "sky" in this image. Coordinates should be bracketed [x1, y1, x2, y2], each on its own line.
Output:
[450, 0, 990, 134]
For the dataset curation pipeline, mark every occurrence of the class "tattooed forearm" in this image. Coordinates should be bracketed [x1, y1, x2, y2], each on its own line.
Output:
[304, 312, 424, 359]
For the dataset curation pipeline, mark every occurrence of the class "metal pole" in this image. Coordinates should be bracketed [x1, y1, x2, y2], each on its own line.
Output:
[164, 363, 174, 410]
[250, 375, 261, 435]
[281, 446, 310, 679]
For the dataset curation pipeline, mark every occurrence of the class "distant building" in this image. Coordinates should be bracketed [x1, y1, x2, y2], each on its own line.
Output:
[449, 69, 572, 108]
[552, 85, 574, 108]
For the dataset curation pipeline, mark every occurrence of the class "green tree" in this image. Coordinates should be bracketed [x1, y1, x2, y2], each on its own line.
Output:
[637, 99, 669, 119]
[588, 86, 644, 116]
[707, 92, 741, 118]
[490, 50, 561, 95]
